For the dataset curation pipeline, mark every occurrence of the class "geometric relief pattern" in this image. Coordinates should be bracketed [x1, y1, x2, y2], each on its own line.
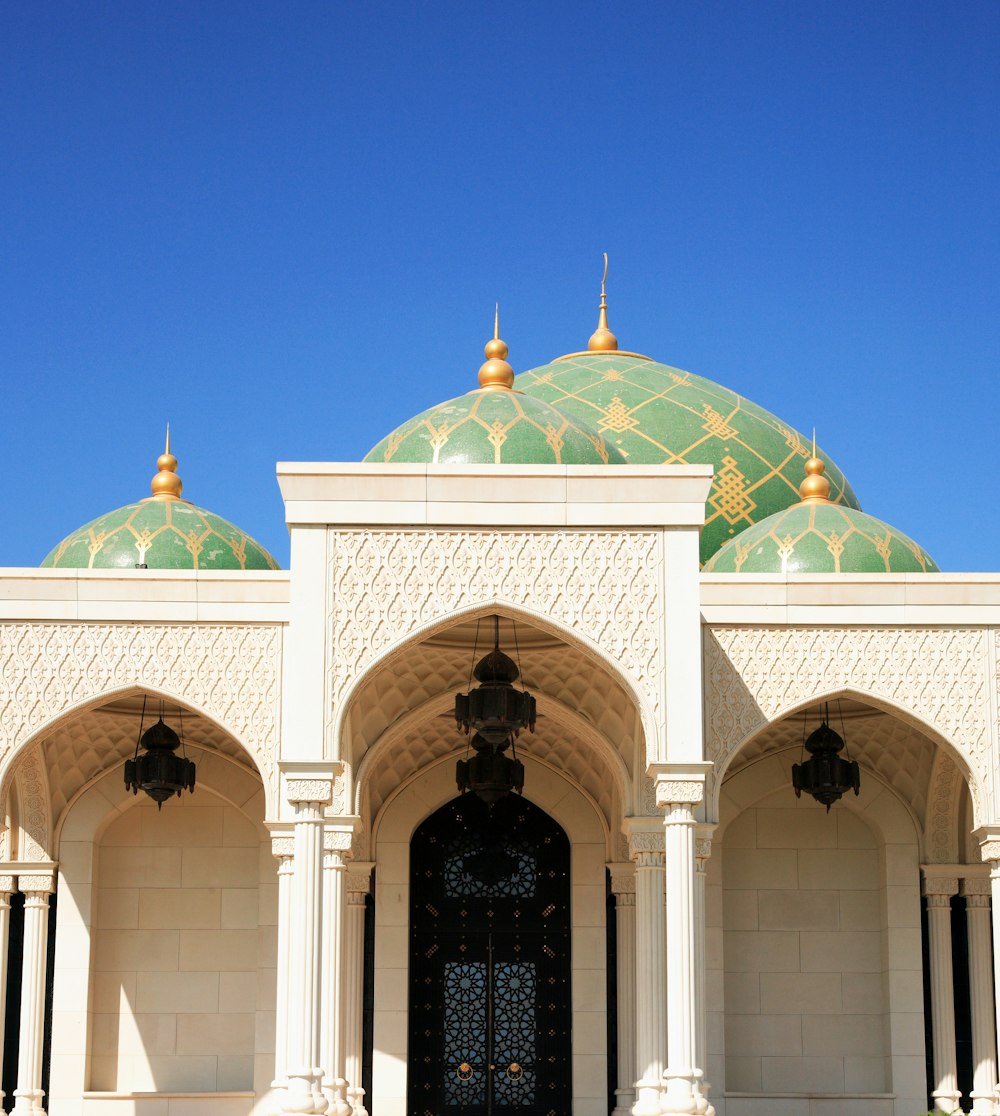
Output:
[705, 626, 991, 814]
[0, 623, 281, 795]
[347, 636, 638, 787]
[926, 750, 962, 863]
[358, 715, 624, 860]
[12, 744, 50, 861]
[724, 701, 939, 824]
[329, 529, 662, 747]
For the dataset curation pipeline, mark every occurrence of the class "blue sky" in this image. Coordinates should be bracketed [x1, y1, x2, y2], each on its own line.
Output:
[3, 1, 998, 570]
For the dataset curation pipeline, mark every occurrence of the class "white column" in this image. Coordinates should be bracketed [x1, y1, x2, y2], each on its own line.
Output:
[627, 829, 666, 1116]
[283, 779, 333, 1116]
[693, 830, 715, 1116]
[963, 878, 998, 1115]
[344, 863, 373, 1116]
[608, 863, 637, 1116]
[0, 875, 14, 1107]
[658, 779, 705, 1116]
[272, 838, 295, 1096]
[321, 831, 352, 1116]
[13, 874, 54, 1116]
[923, 875, 961, 1115]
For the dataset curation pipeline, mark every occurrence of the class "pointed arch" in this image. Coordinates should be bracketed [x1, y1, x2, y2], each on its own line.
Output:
[334, 598, 656, 771]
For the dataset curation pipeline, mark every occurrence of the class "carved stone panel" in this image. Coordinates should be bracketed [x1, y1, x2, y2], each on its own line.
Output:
[328, 530, 663, 748]
[0, 623, 281, 795]
[705, 626, 991, 813]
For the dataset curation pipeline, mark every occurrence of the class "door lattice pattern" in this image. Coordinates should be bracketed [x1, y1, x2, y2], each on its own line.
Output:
[409, 794, 571, 1116]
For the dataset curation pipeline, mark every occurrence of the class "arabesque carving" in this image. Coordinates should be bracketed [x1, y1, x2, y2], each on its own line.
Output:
[328, 529, 662, 747]
[0, 623, 281, 794]
[705, 627, 990, 807]
[13, 745, 50, 861]
[926, 751, 962, 863]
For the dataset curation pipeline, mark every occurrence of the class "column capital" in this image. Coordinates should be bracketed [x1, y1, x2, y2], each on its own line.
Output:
[923, 876, 959, 899]
[272, 835, 296, 859]
[345, 862, 374, 896]
[624, 820, 664, 861]
[972, 826, 1000, 864]
[0, 875, 15, 894]
[17, 874, 54, 895]
[962, 876, 992, 899]
[282, 761, 340, 806]
[607, 862, 636, 897]
[651, 765, 710, 809]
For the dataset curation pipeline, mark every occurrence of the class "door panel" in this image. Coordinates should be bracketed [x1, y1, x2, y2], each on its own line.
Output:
[408, 795, 571, 1116]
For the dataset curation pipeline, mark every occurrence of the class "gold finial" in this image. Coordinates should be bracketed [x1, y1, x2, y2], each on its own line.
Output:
[478, 305, 515, 390]
[148, 424, 184, 500]
[587, 252, 619, 352]
[799, 433, 831, 503]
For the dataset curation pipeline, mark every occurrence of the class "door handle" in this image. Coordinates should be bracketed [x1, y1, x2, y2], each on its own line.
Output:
[506, 1062, 523, 1081]
[456, 1062, 474, 1081]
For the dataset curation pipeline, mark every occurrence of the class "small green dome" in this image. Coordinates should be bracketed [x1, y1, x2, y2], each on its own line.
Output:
[364, 320, 626, 466]
[41, 441, 279, 571]
[364, 388, 625, 466]
[702, 500, 939, 574]
[516, 352, 860, 564]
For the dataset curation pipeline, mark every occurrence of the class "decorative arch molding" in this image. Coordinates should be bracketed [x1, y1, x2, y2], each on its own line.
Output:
[353, 692, 629, 860]
[924, 750, 964, 863]
[12, 743, 51, 861]
[717, 753, 920, 851]
[704, 626, 990, 819]
[0, 623, 281, 809]
[327, 529, 663, 759]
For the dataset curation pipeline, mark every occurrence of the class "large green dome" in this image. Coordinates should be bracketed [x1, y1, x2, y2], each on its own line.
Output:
[516, 351, 860, 564]
[42, 444, 279, 571]
[702, 458, 937, 574]
[364, 325, 626, 467]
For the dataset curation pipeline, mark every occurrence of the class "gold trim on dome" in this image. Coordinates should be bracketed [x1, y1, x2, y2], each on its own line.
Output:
[554, 349, 652, 362]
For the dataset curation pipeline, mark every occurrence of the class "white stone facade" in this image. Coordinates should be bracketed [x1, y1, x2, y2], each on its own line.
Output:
[0, 464, 998, 1116]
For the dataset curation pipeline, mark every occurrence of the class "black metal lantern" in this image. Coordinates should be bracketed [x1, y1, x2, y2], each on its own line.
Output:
[455, 617, 536, 802]
[124, 701, 196, 808]
[792, 705, 860, 811]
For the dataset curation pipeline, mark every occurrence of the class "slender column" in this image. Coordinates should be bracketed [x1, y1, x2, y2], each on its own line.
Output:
[657, 779, 705, 1116]
[0, 875, 14, 1107]
[627, 828, 666, 1116]
[283, 779, 333, 1116]
[923, 876, 961, 1115]
[608, 863, 637, 1116]
[13, 874, 54, 1116]
[344, 863, 373, 1116]
[963, 878, 998, 1115]
[693, 830, 715, 1116]
[321, 831, 352, 1116]
[272, 838, 295, 1095]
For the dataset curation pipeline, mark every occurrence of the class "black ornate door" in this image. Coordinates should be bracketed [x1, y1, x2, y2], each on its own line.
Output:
[408, 794, 571, 1116]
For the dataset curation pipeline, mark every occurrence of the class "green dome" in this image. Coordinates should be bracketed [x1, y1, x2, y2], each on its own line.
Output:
[41, 444, 279, 571]
[364, 388, 626, 466]
[516, 352, 861, 564]
[702, 500, 938, 574]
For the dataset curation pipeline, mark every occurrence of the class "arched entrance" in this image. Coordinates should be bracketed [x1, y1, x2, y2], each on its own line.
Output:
[407, 794, 571, 1116]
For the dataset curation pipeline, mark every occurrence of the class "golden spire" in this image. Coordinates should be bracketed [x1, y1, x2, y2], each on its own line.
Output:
[587, 252, 619, 352]
[478, 304, 515, 390]
[798, 431, 831, 503]
[148, 424, 184, 500]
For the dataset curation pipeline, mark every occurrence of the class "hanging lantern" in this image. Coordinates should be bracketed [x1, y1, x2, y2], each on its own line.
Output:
[124, 702, 196, 808]
[792, 705, 860, 811]
[455, 617, 535, 802]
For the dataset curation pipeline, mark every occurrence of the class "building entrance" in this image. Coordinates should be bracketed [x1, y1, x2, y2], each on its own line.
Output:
[408, 794, 571, 1116]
